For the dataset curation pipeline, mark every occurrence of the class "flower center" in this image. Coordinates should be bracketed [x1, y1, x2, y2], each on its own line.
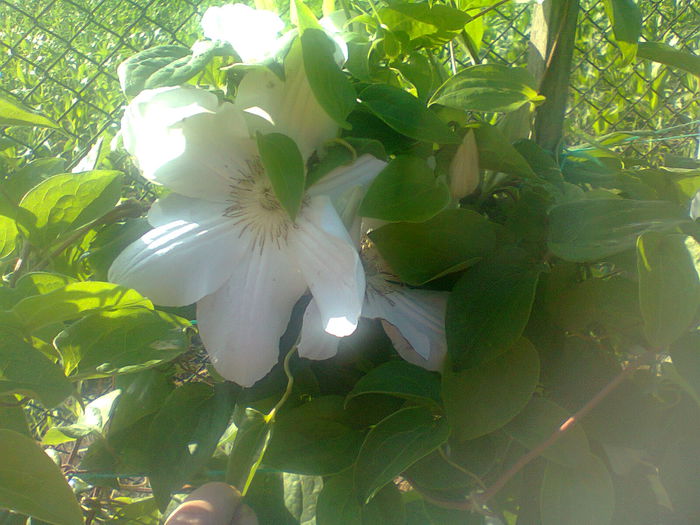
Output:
[224, 157, 294, 251]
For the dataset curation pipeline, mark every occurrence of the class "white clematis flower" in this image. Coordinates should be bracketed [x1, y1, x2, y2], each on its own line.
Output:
[201, 3, 285, 63]
[109, 74, 385, 386]
[298, 241, 449, 371]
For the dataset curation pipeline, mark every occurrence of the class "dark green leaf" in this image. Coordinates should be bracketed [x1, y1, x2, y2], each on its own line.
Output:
[0, 95, 58, 128]
[227, 408, 273, 493]
[265, 396, 364, 476]
[118, 43, 224, 98]
[660, 429, 700, 520]
[671, 332, 700, 403]
[637, 42, 700, 77]
[257, 132, 306, 220]
[354, 405, 449, 502]
[109, 369, 174, 436]
[446, 249, 541, 369]
[11, 281, 152, 331]
[548, 199, 688, 262]
[0, 396, 30, 436]
[148, 382, 237, 510]
[360, 84, 459, 144]
[504, 397, 590, 467]
[359, 156, 450, 222]
[369, 209, 497, 285]
[541, 454, 615, 525]
[0, 330, 72, 408]
[19, 170, 122, 248]
[301, 29, 356, 128]
[603, 0, 642, 64]
[443, 337, 540, 442]
[470, 122, 537, 178]
[307, 138, 387, 188]
[430, 64, 543, 113]
[315, 472, 362, 525]
[346, 361, 441, 407]
[637, 233, 700, 348]
[361, 483, 405, 525]
[0, 429, 83, 525]
[55, 308, 189, 378]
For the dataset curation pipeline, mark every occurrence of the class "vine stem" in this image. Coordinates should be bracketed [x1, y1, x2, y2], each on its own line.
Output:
[430, 350, 657, 512]
[265, 345, 297, 422]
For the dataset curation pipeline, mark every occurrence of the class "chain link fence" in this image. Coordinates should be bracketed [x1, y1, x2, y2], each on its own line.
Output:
[1, 0, 698, 165]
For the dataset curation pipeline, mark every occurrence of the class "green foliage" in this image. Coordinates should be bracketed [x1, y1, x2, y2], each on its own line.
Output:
[257, 132, 306, 220]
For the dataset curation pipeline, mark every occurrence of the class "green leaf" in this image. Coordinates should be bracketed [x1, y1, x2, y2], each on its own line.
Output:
[361, 483, 405, 525]
[43, 390, 121, 445]
[470, 122, 537, 178]
[307, 138, 387, 188]
[265, 396, 364, 476]
[109, 369, 174, 436]
[55, 308, 189, 378]
[283, 473, 323, 525]
[671, 332, 700, 402]
[301, 29, 356, 129]
[292, 0, 323, 31]
[446, 249, 541, 369]
[637, 42, 700, 77]
[359, 84, 459, 144]
[315, 472, 362, 525]
[346, 361, 441, 407]
[359, 156, 450, 222]
[0, 429, 83, 525]
[0, 330, 72, 408]
[10, 281, 152, 331]
[548, 199, 688, 262]
[148, 382, 237, 510]
[354, 405, 449, 502]
[603, 0, 642, 64]
[430, 64, 543, 113]
[227, 408, 273, 494]
[380, 2, 470, 40]
[256, 132, 306, 220]
[443, 337, 540, 442]
[369, 209, 497, 285]
[504, 397, 590, 467]
[0, 396, 30, 436]
[117, 43, 224, 98]
[19, 170, 122, 248]
[637, 233, 700, 348]
[0, 95, 58, 128]
[541, 454, 615, 525]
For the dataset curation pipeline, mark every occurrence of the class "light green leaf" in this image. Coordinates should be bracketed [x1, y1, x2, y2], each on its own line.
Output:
[292, 0, 323, 31]
[0, 396, 30, 436]
[359, 156, 450, 222]
[301, 29, 356, 128]
[117, 43, 225, 97]
[504, 397, 590, 467]
[0, 330, 73, 408]
[470, 122, 537, 178]
[443, 337, 540, 442]
[430, 64, 543, 113]
[346, 361, 441, 407]
[637, 41, 700, 77]
[541, 454, 615, 525]
[637, 233, 700, 348]
[265, 396, 364, 476]
[55, 308, 189, 378]
[19, 170, 122, 248]
[354, 406, 449, 502]
[360, 84, 459, 144]
[369, 209, 497, 285]
[603, 0, 642, 64]
[380, 2, 470, 40]
[11, 281, 152, 331]
[446, 249, 541, 369]
[148, 382, 237, 510]
[227, 408, 273, 494]
[0, 95, 58, 128]
[548, 199, 688, 262]
[0, 429, 83, 525]
[256, 132, 306, 221]
[283, 473, 323, 525]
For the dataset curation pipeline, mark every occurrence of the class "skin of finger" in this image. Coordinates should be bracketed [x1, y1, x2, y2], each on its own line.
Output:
[164, 482, 250, 525]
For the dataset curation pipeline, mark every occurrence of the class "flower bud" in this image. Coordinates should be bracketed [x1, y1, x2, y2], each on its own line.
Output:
[449, 129, 480, 200]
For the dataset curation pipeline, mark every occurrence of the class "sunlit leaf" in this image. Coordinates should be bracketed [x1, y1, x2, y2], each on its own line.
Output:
[0, 95, 58, 128]
[637, 42, 700, 77]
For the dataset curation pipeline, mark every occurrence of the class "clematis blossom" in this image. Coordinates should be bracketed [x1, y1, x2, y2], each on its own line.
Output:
[298, 240, 449, 371]
[109, 64, 386, 386]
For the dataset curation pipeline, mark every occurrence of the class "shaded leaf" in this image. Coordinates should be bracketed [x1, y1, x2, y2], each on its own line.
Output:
[603, 0, 642, 64]
[470, 122, 536, 178]
[257, 132, 306, 220]
[637, 41, 700, 77]
[346, 360, 442, 407]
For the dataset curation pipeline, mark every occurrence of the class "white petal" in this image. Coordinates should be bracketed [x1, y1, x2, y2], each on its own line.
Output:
[147, 192, 225, 228]
[289, 196, 364, 337]
[308, 154, 387, 205]
[122, 86, 255, 201]
[109, 203, 248, 306]
[197, 246, 306, 387]
[201, 4, 284, 63]
[298, 299, 341, 360]
[319, 12, 350, 63]
[235, 48, 338, 160]
[364, 284, 448, 371]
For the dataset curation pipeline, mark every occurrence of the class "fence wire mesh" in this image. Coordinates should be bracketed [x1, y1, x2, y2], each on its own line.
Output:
[0, 0, 698, 166]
